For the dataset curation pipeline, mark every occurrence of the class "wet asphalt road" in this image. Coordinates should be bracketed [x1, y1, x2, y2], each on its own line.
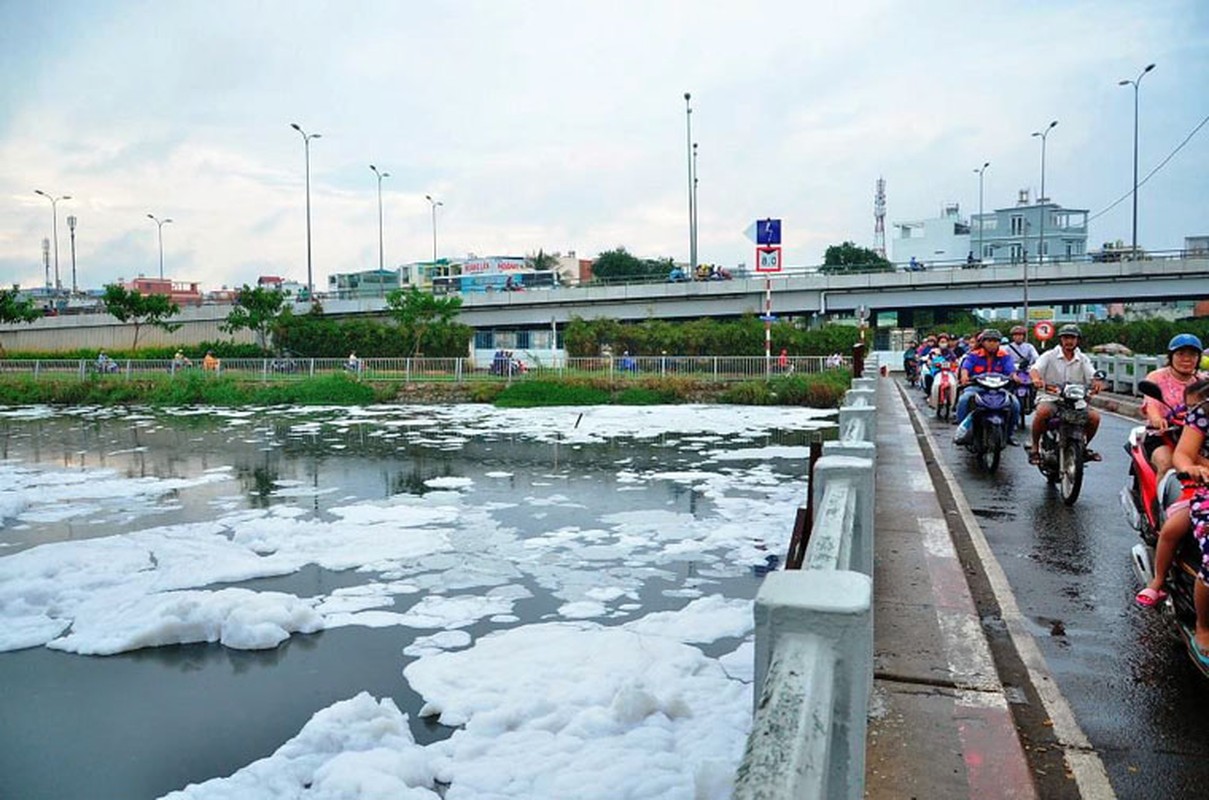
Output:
[907, 386, 1208, 799]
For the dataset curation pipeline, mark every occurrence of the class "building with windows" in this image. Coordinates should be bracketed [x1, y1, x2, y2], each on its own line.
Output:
[327, 268, 400, 299]
[890, 203, 971, 267]
[971, 190, 1088, 265]
[121, 276, 203, 306]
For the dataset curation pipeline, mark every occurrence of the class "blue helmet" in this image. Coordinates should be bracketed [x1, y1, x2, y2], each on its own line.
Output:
[1168, 334, 1204, 354]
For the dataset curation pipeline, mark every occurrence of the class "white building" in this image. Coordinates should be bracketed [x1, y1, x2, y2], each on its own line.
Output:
[890, 204, 972, 267]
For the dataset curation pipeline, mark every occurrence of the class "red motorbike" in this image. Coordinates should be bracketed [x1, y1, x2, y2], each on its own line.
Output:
[932, 359, 958, 421]
[1124, 380, 1208, 676]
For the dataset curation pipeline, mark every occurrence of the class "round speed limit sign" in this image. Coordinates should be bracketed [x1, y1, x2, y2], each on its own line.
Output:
[1034, 320, 1055, 341]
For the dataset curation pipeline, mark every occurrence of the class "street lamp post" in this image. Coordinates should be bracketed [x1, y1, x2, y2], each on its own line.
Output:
[147, 214, 173, 280]
[974, 162, 989, 263]
[369, 165, 390, 278]
[34, 189, 71, 293]
[684, 92, 696, 274]
[692, 141, 699, 267]
[425, 194, 443, 267]
[66, 215, 77, 294]
[1028, 120, 1058, 323]
[1119, 63, 1156, 258]
[291, 123, 322, 300]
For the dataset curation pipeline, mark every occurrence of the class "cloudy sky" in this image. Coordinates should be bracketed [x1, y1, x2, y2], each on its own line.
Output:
[1, 0, 1206, 292]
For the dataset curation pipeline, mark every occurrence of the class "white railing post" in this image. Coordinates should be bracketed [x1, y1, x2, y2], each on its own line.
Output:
[808, 455, 875, 576]
[736, 570, 873, 800]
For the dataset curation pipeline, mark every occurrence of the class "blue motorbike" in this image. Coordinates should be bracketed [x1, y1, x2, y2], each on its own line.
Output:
[961, 372, 1013, 472]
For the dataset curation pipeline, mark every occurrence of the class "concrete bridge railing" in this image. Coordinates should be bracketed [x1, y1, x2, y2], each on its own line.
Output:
[1090, 353, 1162, 396]
[734, 370, 877, 799]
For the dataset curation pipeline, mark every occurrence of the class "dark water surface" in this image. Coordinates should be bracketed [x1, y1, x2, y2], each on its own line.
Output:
[0, 406, 814, 799]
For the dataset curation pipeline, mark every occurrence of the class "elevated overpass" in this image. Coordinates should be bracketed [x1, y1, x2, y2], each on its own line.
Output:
[455, 254, 1209, 327]
[5, 255, 1206, 352]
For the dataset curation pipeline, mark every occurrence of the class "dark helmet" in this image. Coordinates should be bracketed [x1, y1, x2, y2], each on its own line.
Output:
[1057, 324, 1081, 338]
[978, 328, 1003, 343]
[1010, 325, 1027, 336]
[1168, 333, 1203, 354]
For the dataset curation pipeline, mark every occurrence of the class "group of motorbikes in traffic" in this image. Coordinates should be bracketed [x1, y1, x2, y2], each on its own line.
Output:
[906, 328, 1209, 676]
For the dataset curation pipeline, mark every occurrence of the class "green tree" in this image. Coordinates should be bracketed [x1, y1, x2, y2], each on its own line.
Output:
[0, 289, 41, 324]
[591, 247, 670, 282]
[102, 284, 182, 351]
[820, 241, 893, 274]
[220, 284, 286, 352]
[386, 286, 464, 356]
[528, 249, 559, 272]
[0, 289, 41, 356]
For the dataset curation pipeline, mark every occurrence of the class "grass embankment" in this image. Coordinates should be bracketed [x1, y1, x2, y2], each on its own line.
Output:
[478, 369, 852, 408]
[0, 369, 852, 408]
[0, 373, 383, 406]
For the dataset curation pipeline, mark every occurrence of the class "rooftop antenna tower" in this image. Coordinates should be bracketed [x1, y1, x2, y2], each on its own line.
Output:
[873, 177, 887, 258]
[42, 238, 51, 290]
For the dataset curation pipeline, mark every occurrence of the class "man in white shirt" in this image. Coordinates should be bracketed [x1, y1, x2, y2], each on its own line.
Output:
[1028, 324, 1104, 462]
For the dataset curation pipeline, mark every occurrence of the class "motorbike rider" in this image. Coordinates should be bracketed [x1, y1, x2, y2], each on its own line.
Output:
[954, 328, 1020, 445]
[1141, 334, 1206, 475]
[903, 340, 919, 383]
[1162, 381, 1209, 662]
[1136, 378, 1209, 609]
[923, 334, 957, 397]
[1027, 324, 1103, 464]
[1005, 325, 1040, 375]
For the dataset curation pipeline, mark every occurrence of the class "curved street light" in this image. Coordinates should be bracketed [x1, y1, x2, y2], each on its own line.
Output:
[147, 213, 174, 280]
[1028, 120, 1058, 323]
[34, 189, 71, 293]
[370, 164, 390, 275]
[291, 123, 322, 300]
[424, 194, 443, 268]
[1119, 63, 1156, 258]
[974, 162, 990, 263]
[683, 92, 696, 273]
[692, 141, 699, 267]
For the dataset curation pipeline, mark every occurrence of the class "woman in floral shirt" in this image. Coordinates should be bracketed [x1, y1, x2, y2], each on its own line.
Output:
[1140, 380, 1209, 664]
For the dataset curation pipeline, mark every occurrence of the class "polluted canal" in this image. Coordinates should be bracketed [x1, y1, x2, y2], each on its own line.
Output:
[0, 402, 834, 799]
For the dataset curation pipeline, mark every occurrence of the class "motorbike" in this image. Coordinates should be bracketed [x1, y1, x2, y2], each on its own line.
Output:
[270, 354, 299, 373]
[1011, 367, 1036, 418]
[903, 352, 920, 388]
[931, 359, 958, 421]
[1034, 381, 1097, 505]
[1124, 381, 1208, 676]
[957, 372, 1013, 472]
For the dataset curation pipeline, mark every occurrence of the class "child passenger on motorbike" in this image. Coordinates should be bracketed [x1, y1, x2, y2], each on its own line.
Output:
[1141, 334, 1206, 476]
[955, 329, 1021, 445]
[923, 334, 957, 397]
[1136, 378, 1209, 610]
[1028, 324, 1103, 464]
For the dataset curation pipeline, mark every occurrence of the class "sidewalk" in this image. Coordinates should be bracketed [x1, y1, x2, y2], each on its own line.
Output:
[864, 375, 1036, 800]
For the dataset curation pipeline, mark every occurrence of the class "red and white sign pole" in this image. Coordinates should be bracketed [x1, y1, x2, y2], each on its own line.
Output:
[765, 276, 772, 374]
[755, 245, 782, 379]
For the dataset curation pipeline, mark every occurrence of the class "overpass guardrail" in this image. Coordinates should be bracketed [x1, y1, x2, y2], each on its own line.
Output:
[734, 369, 877, 799]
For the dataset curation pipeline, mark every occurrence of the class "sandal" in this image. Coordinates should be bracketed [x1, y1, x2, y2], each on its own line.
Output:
[1083, 448, 1103, 462]
[1135, 587, 1168, 608]
[1028, 450, 1042, 466]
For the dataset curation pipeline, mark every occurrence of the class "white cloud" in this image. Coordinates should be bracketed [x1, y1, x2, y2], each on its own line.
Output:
[1, 0, 1206, 291]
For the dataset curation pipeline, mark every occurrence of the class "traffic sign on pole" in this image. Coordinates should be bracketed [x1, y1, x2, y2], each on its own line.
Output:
[1034, 320, 1055, 341]
[755, 245, 782, 273]
[756, 219, 782, 245]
